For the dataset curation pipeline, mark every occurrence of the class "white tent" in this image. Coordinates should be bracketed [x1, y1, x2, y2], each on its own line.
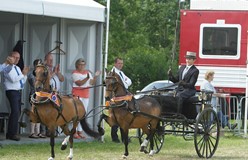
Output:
[0, 0, 105, 22]
[0, 0, 106, 135]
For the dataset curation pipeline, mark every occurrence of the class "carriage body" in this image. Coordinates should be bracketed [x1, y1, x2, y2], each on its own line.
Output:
[137, 89, 220, 158]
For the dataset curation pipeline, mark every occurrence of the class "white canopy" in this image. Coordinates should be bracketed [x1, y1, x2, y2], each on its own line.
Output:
[0, 0, 105, 22]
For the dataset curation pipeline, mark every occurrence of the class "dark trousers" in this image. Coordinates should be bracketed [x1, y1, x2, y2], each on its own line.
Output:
[176, 88, 196, 113]
[6, 90, 22, 136]
[111, 125, 124, 141]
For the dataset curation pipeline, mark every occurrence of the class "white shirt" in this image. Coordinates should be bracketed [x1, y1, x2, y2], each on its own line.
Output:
[71, 71, 93, 88]
[4, 65, 27, 90]
[50, 74, 61, 92]
[112, 67, 132, 89]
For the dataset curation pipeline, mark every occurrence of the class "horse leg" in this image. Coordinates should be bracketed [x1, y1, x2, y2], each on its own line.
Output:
[140, 135, 149, 154]
[66, 122, 78, 160]
[140, 127, 152, 154]
[122, 129, 129, 159]
[66, 133, 74, 160]
[97, 114, 108, 135]
[61, 136, 69, 150]
[48, 130, 56, 160]
[19, 108, 39, 127]
[148, 132, 156, 156]
[61, 125, 71, 150]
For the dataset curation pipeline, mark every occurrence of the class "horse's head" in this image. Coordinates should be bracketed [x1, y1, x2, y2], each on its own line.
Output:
[104, 68, 126, 99]
[34, 63, 50, 92]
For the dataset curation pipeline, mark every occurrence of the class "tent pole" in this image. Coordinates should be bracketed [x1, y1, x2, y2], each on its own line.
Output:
[101, 0, 110, 142]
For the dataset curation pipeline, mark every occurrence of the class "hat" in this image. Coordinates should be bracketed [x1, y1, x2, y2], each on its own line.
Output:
[185, 51, 196, 59]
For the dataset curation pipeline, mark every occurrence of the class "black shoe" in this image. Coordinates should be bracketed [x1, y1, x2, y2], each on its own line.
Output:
[6, 135, 20, 141]
[112, 139, 120, 143]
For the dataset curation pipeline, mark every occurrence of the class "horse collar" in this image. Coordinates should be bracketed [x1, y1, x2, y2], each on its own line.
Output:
[34, 91, 61, 107]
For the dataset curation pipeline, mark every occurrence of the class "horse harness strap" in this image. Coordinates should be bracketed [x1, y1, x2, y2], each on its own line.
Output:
[70, 95, 80, 121]
[34, 91, 69, 123]
[106, 94, 141, 114]
[111, 94, 132, 102]
[108, 95, 140, 128]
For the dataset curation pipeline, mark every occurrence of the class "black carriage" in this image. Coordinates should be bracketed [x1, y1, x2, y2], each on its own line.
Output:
[136, 89, 220, 158]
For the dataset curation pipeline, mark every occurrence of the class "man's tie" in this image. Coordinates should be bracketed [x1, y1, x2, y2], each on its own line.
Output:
[119, 72, 124, 79]
[182, 66, 189, 79]
[14, 66, 24, 89]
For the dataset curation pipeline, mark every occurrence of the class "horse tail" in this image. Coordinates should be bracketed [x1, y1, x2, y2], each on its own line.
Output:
[80, 118, 100, 138]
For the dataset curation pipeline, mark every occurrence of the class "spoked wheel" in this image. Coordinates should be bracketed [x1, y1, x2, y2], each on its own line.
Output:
[138, 122, 165, 154]
[194, 108, 220, 158]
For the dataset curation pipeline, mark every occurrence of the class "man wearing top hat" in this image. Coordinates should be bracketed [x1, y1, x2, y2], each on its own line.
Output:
[167, 51, 199, 113]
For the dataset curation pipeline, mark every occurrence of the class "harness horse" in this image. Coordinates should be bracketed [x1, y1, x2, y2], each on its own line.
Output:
[19, 63, 101, 160]
[97, 69, 162, 158]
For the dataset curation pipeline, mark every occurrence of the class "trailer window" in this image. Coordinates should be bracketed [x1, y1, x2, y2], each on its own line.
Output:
[199, 24, 241, 59]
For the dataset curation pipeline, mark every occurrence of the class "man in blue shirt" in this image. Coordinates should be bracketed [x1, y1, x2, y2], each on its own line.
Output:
[3, 51, 29, 141]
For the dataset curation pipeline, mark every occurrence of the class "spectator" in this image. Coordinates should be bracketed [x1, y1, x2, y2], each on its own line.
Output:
[27, 59, 46, 138]
[111, 57, 132, 143]
[0, 56, 14, 72]
[44, 52, 65, 136]
[200, 70, 237, 130]
[44, 52, 64, 92]
[71, 58, 101, 139]
[4, 51, 29, 141]
[168, 51, 199, 113]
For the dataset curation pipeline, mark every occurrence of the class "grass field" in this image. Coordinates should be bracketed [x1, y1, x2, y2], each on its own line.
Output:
[0, 125, 248, 160]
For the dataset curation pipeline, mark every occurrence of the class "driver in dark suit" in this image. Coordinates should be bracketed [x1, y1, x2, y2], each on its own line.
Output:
[168, 51, 199, 113]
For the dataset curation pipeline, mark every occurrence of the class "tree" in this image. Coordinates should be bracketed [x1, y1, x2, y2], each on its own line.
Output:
[97, 0, 189, 92]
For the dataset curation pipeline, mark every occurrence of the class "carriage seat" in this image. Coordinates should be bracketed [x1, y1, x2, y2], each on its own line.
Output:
[150, 94, 200, 119]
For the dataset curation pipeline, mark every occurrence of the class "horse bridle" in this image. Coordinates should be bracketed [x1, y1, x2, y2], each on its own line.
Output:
[35, 64, 50, 91]
[105, 75, 127, 98]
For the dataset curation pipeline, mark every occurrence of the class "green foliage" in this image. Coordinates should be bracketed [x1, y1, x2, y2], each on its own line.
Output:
[122, 47, 172, 92]
[99, 0, 187, 92]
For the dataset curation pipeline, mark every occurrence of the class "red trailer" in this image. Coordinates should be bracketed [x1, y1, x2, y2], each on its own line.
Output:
[179, 0, 248, 96]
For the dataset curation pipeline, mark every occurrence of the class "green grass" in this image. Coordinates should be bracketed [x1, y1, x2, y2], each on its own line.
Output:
[0, 125, 248, 160]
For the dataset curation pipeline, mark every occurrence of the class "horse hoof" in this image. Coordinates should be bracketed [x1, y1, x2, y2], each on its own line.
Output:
[122, 155, 127, 159]
[149, 150, 156, 156]
[67, 156, 73, 160]
[61, 144, 67, 150]
[140, 147, 148, 154]
[140, 146, 148, 153]
[48, 157, 54, 160]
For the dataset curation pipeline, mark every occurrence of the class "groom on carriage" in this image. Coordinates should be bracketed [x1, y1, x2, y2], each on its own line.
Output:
[167, 51, 199, 114]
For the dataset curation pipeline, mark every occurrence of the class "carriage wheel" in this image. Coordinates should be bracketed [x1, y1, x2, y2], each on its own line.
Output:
[138, 121, 165, 154]
[194, 108, 220, 158]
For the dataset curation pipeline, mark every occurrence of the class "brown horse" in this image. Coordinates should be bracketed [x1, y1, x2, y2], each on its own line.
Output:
[97, 69, 162, 158]
[20, 63, 101, 160]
